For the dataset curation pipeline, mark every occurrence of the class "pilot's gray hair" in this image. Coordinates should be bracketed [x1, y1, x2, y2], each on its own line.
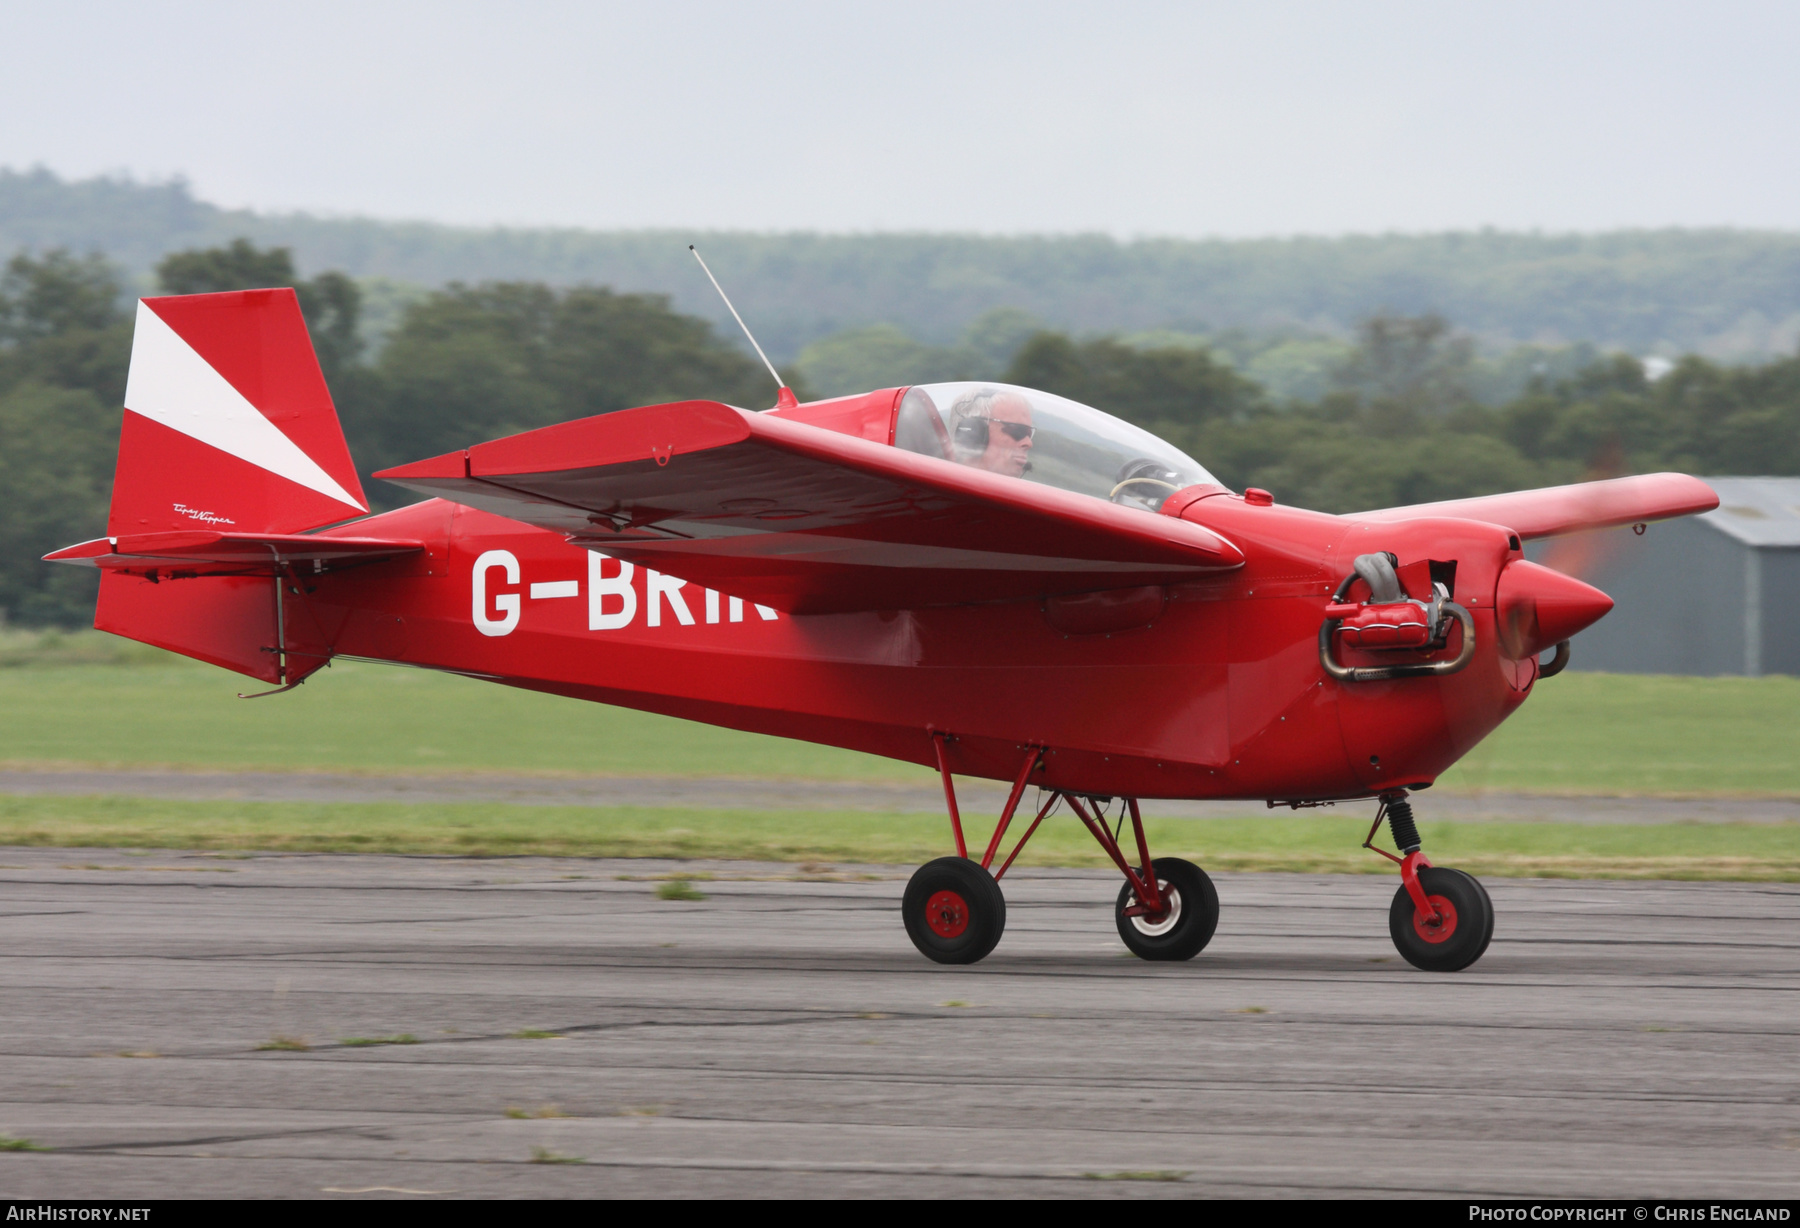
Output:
[948, 387, 1006, 424]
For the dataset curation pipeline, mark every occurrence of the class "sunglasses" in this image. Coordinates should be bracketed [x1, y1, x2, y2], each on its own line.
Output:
[992, 421, 1036, 442]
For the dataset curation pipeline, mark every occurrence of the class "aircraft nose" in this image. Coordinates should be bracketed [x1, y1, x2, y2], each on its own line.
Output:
[1494, 559, 1614, 660]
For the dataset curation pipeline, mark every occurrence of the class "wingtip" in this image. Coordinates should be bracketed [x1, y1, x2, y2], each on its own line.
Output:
[42, 538, 112, 563]
[375, 450, 470, 481]
[1675, 472, 1721, 514]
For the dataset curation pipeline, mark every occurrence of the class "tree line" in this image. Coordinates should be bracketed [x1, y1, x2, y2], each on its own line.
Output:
[2, 240, 1796, 627]
[10, 168, 1800, 360]
[1006, 317, 1800, 513]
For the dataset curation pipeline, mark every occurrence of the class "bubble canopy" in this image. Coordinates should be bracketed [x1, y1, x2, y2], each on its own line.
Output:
[892, 382, 1219, 512]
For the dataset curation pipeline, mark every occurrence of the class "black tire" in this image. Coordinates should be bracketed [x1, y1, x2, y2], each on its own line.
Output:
[902, 857, 1006, 965]
[1389, 865, 1494, 972]
[1115, 857, 1219, 961]
[1459, 868, 1497, 962]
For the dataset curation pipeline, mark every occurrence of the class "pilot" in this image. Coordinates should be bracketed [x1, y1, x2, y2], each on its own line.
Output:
[950, 388, 1036, 478]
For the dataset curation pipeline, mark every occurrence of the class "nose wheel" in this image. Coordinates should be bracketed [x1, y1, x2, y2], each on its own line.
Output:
[1368, 792, 1496, 971]
[1388, 865, 1494, 971]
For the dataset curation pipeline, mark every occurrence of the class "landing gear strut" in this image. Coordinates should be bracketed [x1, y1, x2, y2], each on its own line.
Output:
[902, 735, 1220, 965]
[1367, 791, 1494, 971]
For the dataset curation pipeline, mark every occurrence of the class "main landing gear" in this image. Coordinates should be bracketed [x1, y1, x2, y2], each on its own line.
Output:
[900, 742, 1490, 971]
[1366, 791, 1494, 972]
[902, 735, 1221, 965]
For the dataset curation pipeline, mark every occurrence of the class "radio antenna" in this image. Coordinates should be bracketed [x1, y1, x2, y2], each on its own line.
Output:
[690, 245, 794, 410]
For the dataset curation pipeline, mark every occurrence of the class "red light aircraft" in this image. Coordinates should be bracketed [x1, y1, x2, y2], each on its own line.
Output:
[49, 287, 1718, 972]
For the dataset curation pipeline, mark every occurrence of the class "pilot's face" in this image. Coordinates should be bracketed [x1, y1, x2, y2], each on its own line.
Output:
[976, 396, 1034, 477]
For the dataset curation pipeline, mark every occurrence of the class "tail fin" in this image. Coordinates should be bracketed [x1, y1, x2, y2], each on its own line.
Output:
[56, 289, 374, 685]
[109, 289, 367, 535]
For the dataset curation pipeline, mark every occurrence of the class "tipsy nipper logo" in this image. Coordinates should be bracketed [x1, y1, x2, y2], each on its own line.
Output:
[173, 503, 237, 526]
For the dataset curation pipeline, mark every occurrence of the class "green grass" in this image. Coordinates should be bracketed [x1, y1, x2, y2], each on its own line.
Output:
[1, 658, 1796, 795]
[0, 658, 909, 780]
[2, 794, 1796, 879]
[339, 1034, 419, 1047]
[1439, 672, 1800, 797]
[0, 653, 1796, 878]
[0, 627, 172, 669]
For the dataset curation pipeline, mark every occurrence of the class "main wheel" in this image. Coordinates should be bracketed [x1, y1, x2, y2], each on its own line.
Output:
[1388, 866, 1494, 971]
[1115, 857, 1219, 961]
[903, 857, 1006, 964]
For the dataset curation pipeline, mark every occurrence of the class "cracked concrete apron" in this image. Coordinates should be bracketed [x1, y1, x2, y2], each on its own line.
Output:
[0, 850, 1796, 1197]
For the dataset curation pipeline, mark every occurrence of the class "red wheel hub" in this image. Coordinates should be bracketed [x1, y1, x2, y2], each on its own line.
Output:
[925, 889, 970, 938]
[1412, 894, 1459, 944]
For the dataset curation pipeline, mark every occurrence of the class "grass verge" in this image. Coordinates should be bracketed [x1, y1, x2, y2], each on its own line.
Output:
[2, 661, 1798, 797]
[2, 795, 1796, 880]
[0, 659, 909, 780]
[1438, 672, 1800, 797]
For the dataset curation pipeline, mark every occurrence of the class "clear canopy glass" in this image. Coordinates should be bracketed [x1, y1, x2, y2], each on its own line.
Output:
[893, 382, 1219, 512]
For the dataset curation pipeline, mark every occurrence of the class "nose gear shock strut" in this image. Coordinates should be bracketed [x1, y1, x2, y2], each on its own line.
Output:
[1385, 795, 1422, 855]
[1364, 790, 1439, 926]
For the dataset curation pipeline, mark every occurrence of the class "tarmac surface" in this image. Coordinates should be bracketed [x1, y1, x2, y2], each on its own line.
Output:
[4, 767, 1798, 823]
[0, 848, 1796, 1199]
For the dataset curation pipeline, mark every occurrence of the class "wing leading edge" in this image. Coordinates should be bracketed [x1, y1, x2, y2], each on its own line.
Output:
[377, 399, 1243, 614]
[1348, 473, 1719, 540]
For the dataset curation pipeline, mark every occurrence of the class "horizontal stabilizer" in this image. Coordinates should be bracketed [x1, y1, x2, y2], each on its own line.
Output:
[46, 531, 421, 576]
[1348, 473, 1719, 540]
[377, 399, 1243, 614]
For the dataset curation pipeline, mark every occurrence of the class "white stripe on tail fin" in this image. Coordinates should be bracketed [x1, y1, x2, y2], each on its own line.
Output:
[124, 300, 364, 511]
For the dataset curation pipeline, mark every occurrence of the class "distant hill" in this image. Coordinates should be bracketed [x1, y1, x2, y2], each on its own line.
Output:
[6, 166, 1800, 362]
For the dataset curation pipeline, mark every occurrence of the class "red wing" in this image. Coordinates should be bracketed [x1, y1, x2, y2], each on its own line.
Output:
[46, 530, 422, 576]
[1348, 473, 1719, 540]
[377, 400, 1243, 614]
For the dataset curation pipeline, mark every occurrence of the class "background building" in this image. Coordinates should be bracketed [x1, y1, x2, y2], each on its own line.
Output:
[1539, 477, 1800, 677]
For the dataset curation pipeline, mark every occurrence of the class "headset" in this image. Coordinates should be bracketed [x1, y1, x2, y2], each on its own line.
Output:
[952, 392, 1037, 451]
[953, 413, 992, 449]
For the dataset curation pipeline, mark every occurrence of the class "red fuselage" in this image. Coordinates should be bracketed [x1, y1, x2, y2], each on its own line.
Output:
[286, 488, 1529, 803]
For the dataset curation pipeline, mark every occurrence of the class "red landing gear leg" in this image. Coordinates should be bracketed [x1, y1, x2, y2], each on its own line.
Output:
[1364, 791, 1495, 972]
[902, 739, 1043, 965]
[902, 741, 1222, 964]
[1068, 796, 1219, 962]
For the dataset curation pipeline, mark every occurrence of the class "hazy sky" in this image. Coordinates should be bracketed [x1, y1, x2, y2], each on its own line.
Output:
[4, 1, 1797, 236]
